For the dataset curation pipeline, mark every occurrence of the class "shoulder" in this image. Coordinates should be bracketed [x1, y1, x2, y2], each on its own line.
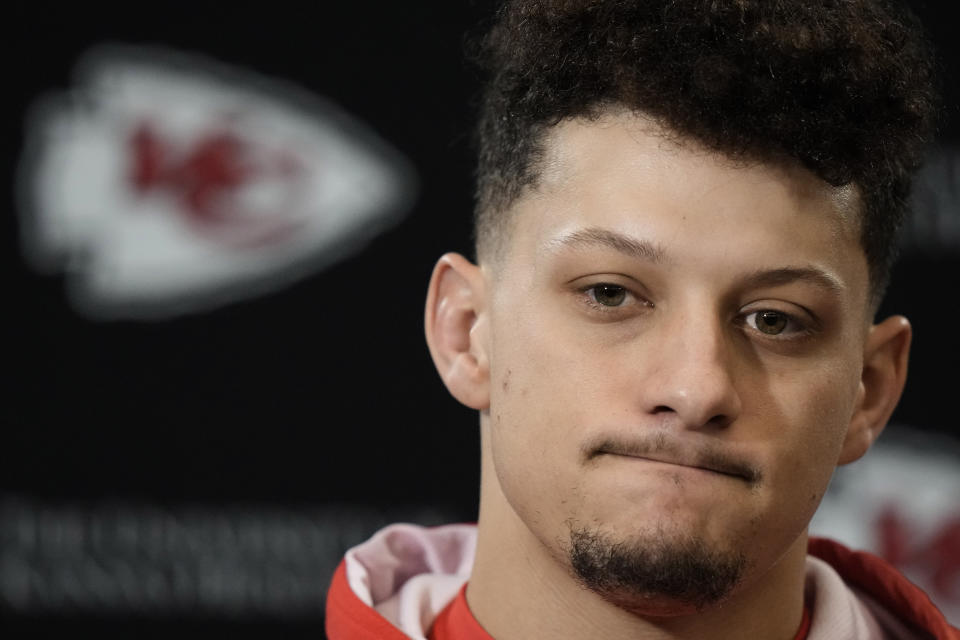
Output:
[806, 537, 958, 640]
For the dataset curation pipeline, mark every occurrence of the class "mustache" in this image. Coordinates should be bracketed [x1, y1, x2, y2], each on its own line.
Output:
[583, 433, 762, 484]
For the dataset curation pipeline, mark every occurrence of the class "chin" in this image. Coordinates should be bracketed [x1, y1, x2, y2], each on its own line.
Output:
[567, 525, 747, 614]
[601, 592, 714, 618]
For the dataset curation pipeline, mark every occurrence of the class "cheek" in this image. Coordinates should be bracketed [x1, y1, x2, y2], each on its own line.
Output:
[796, 361, 861, 461]
[489, 298, 593, 424]
[753, 360, 861, 526]
[487, 302, 637, 457]
[485, 309, 601, 522]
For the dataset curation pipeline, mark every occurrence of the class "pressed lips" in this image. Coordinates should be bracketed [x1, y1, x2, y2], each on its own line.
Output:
[584, 434, 762, 484]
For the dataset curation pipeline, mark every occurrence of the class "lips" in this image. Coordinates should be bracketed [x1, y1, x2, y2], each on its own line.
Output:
[603, 450, 741, 479]
[586, 435, 761, 484]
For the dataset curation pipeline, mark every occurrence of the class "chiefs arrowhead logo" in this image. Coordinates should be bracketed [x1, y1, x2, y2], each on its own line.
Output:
[18, 45, 417, 319]
[127, 120, 307, 248]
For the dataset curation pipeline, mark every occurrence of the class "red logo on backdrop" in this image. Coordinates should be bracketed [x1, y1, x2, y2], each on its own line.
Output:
[18, 44, 415, 319]
[877, 505, 960, 602]
[129, 121, 306, 247]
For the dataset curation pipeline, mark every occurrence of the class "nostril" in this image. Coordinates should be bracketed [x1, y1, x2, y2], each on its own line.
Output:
[652, 405, 676, 414]
[707, 413, 733, 429]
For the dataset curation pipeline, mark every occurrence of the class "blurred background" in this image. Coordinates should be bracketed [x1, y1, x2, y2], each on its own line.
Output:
[2, 1, 958, 636]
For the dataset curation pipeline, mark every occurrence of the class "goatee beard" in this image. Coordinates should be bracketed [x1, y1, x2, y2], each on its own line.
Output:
[569, 526, 747, 612]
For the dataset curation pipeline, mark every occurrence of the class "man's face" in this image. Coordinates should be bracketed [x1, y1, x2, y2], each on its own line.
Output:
[480, 111, 872, 609]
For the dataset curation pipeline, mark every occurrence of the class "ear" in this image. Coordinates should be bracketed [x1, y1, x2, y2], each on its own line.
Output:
[838, 315, 911, 465]
[424, 253, 490, 410]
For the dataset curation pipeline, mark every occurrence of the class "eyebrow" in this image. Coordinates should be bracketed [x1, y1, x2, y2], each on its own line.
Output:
[547, 227, 666, 263]
[737, 266, 844, 295]
[548, 226, 844, 294]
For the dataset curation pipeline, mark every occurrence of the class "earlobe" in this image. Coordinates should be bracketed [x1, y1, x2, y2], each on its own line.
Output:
[424, 253, 490, 410]
[838, 315, 911, 465]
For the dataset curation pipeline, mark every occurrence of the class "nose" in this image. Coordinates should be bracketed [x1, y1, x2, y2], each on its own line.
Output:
[642, 307, 742, 430]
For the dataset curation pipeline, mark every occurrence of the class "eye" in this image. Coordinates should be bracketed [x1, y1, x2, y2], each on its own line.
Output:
[574, 279, 652, 319]
[588, 284, 628, 307]
[744, 310, 797, 336]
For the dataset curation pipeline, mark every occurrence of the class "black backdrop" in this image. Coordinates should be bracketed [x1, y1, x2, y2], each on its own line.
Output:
[3, 1, 958, 637]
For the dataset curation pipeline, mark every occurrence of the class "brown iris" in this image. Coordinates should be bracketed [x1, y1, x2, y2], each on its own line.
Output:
[756, 310, 788, 334]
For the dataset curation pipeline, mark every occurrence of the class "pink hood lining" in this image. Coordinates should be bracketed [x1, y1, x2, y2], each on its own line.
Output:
[345, 523, 476, 639]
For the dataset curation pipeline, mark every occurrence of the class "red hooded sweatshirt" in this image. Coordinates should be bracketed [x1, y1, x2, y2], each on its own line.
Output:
[326, 523, 958, 640]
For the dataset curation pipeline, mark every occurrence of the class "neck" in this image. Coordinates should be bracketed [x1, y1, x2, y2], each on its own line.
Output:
[468, 427, 808, 640]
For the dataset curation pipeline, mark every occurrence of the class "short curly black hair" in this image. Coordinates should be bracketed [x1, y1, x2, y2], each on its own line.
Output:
[473, 0, 939, 303]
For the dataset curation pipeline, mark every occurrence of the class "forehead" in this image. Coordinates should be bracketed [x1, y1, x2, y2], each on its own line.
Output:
[493, 111, 870, 310]
[536, 111, 860, 230]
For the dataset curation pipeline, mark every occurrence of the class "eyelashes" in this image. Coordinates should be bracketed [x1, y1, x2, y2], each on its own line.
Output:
[576, 282, 818, 341]
[579, 283, 652, 315]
